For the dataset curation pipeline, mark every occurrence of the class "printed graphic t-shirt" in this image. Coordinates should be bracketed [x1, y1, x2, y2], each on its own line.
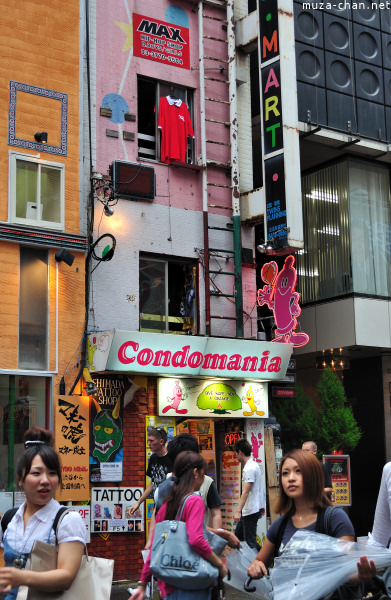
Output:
[158, 95, 194, 163]
[146, 452, 174, 491]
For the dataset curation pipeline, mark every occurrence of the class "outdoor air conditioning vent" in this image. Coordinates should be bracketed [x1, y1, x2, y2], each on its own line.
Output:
[110, 161, 155, 202]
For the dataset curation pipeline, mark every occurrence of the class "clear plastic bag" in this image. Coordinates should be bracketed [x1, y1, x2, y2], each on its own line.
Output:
[225, 543, 273, 600]
[271, 531, 391, 600]
[225, 532, 391, 600]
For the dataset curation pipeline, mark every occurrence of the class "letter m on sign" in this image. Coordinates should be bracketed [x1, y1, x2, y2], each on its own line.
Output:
[137, 19, 157, 35]
[263, 31, 277, 59]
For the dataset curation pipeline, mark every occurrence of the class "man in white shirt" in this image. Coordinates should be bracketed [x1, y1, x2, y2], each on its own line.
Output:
[233, 437, 266, 549]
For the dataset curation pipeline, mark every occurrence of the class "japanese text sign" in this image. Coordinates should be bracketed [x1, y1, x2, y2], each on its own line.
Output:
[55, 395, 90, 501]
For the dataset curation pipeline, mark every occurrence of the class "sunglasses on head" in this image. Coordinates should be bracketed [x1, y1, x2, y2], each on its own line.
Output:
[155, 427, 165, 439]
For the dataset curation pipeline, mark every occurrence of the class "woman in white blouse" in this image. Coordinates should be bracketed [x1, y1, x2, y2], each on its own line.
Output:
[0, 427, 86, 599]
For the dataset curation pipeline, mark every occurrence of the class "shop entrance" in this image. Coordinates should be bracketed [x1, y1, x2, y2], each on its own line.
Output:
[176, 418, 246, 532]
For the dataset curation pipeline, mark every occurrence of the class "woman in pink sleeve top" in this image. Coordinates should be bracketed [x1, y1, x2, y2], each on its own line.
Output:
[130, 452, 228, 600]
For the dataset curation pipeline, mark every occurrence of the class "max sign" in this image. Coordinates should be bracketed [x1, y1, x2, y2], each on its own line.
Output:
[133, 14, 190, 69]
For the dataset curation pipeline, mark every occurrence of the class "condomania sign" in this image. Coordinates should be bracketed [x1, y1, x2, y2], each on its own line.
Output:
[89, 331, 293, 381]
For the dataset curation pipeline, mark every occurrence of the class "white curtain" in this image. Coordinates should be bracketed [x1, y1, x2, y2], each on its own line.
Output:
[348, 160, 391, 296]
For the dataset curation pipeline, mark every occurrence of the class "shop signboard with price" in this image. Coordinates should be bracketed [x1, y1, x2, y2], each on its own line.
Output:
[323, 455, 351, 506]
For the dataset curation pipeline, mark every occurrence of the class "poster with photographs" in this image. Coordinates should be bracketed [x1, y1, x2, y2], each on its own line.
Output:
[91, 487, 144, 533]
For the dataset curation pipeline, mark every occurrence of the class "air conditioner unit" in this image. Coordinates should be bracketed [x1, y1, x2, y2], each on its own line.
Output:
[110, 161, 155, 201]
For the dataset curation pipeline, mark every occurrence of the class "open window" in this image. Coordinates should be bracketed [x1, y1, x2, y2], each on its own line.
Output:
[139, 255, 197, 334]
[137, 77, 195, 164]
[10, 153, 64, 230]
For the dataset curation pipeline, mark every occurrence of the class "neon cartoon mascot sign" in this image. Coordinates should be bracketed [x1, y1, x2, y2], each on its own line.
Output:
[257, 255, 309, 348]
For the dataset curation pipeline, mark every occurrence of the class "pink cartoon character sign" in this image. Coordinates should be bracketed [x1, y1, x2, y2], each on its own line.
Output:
[162, 380, 188, 414]
[257, 255, 309, 348]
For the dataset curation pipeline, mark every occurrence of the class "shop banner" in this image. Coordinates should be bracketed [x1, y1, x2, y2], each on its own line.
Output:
[90, 375, 125, 483]
[133, 13, 190, 70]
[88, 330, 292, 382]
[91, 487, 144, 533]
[323, 455, 351, 506]
[158, 378, 268, 418]
[55, 396, 89, 502]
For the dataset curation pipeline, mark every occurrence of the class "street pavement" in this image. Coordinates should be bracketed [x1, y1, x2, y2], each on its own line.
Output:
[111, 581, 251, 600]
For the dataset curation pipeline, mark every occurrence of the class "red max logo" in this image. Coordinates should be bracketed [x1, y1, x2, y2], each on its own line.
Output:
[137, 19, 186, 43]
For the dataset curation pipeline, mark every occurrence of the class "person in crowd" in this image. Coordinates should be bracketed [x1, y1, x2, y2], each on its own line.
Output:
[0, 427, 86, 600]
[130, 451, 228, 600]
[129, 427, 173, 517]
[368, 461, 391, 547]
[145, 433, 239, 550]
[302, 440, 333, 498]
[233, 438, 266, 550]
[247, 449, 376, 583]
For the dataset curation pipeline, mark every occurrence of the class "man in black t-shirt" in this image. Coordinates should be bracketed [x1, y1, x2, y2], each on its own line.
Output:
[129, 427, 173, 516]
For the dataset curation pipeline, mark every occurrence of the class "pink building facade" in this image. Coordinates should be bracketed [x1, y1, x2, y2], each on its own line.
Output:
[90, 0, 258, 340]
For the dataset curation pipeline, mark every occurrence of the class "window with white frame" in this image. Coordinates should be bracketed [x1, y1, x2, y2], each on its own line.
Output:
[137, 77, 195, 163]
[10, 153, 64, 229]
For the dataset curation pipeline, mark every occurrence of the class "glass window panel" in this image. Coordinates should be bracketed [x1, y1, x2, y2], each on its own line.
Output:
[16, 160, 38, 220]
[12, 156, 64, 229]
[139, 257, 198, 334]
[139, 258, 166, 333]
[40, 166, 61, 223]
[297, 160, 351, 303]
[0, 375, 48, 490]
[348, 160, 391, 297]
[297, 158, 391, 304]
[19, 247, 48, 370]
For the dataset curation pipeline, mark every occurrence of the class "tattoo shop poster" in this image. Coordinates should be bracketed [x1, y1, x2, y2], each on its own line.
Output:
[55, 395, 90, 501]
[90, 375, 125, 483]
[91, 487, 144, 534]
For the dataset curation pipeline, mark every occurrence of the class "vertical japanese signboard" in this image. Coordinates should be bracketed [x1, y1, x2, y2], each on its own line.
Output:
[90, 375, 125, 483]
[55, 395, 89, 501]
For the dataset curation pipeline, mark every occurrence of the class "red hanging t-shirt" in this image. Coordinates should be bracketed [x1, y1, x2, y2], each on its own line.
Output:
[158, 95, 194, 164]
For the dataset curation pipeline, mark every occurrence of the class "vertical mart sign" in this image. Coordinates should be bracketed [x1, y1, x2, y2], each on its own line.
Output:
[258, 0, 303, 251]
[133, 14, 190, 69]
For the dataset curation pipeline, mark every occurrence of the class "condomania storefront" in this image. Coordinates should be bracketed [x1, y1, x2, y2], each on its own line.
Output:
[88, 330, 292, 538]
